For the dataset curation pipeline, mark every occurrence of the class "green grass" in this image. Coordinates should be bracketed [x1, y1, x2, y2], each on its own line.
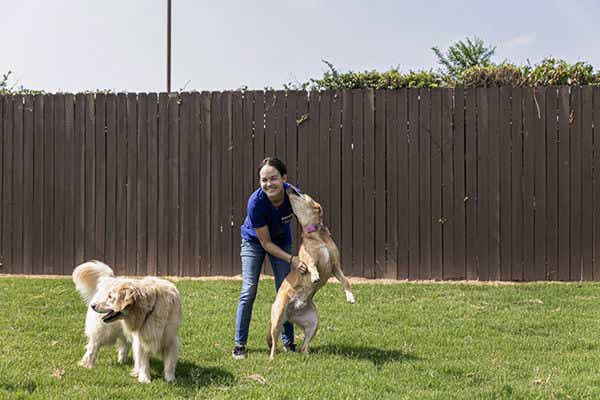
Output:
[2, 277, 600, 399]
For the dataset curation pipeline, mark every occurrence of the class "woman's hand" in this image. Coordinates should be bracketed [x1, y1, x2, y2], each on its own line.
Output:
[290, 255, 308, 274]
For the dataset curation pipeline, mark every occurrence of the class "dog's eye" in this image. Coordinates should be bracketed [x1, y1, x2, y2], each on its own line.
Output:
[108, 294, 113, 300]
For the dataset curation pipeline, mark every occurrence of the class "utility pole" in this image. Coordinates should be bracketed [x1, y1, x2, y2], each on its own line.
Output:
[167, 0, 172, 93]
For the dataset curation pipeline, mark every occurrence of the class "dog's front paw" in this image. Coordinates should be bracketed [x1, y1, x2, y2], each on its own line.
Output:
[346, 292, 356, 304]
[164, 373, 176, 383]
[79, 358, 93, 369]
[130, 368, 139, 377]
[138, 375, 151, 384]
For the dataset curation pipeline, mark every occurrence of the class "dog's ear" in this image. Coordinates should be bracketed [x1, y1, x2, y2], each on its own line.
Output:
[116, 283, 140, 310]
[311, 200, 323, 216]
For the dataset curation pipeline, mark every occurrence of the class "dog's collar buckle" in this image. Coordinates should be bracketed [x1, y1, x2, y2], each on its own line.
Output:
[304, 223, 324, 233]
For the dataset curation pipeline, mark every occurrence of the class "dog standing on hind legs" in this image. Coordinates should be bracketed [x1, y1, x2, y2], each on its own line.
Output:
[267, 185, 355, 359]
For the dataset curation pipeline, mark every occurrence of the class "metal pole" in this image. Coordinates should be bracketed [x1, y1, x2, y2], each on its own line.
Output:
[167, 0, 172, 93]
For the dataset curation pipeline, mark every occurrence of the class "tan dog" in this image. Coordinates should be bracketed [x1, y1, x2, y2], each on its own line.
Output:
[73, 261, 182, 383]
[267, 186, 355, 359]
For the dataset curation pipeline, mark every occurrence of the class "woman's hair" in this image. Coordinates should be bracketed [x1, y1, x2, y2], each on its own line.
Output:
[258, 157, 287, 177]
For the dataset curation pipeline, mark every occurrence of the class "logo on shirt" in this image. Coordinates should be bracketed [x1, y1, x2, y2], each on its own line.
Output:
[281, 213, 294, 224]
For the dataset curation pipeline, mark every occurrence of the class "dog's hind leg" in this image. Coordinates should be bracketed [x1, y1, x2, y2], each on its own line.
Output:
[269, 296, 288, 360]
[332, 262, 355, 304]
[296, 301, 318, 354]
[79, 339, 100, 368]
[116, 336, 130, 364]
[162, 337, 179, 382]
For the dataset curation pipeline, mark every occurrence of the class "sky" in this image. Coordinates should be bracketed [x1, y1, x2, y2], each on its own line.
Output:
[1, 0, 600, 93]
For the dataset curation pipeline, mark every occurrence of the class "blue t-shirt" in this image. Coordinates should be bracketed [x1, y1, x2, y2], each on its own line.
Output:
[241, 182, 296, 247]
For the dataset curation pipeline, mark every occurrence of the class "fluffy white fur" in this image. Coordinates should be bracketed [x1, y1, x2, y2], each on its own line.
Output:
[72, 260, 183, 383]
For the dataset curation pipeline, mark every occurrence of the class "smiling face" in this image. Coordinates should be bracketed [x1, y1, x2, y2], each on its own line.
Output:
[259, 165, 287, 205]
[91, 282, 138, 324]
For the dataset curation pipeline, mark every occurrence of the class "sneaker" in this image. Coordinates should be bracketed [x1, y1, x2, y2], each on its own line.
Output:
[232, 345, 246, 359]
[283, 343, 297, 353]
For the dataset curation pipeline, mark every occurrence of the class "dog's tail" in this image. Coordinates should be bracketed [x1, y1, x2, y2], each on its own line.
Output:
[72, 260, 114, 304]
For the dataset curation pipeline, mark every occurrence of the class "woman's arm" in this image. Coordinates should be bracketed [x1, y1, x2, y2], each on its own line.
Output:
[255, 226, 307, 273]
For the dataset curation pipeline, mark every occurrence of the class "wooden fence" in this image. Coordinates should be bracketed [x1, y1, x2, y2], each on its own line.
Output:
[1, 87, 599, 280]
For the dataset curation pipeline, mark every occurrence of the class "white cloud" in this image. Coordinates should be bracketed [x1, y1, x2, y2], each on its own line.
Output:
[504, 33, 536, 49]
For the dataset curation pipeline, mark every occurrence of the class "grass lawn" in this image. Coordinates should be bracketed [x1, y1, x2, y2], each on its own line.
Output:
[1, 276, 600, 399]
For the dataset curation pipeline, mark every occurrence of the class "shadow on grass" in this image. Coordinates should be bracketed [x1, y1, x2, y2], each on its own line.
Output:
[311, 344, 418, 369]
[0, 381, 37, 395]
[149, 359, 234, 388]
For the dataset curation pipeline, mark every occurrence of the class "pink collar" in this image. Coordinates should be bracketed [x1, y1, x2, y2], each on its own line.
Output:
[304, 223, 325, 233]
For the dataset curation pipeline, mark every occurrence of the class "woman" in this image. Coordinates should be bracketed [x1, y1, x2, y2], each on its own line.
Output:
[232, 157, 307, 359]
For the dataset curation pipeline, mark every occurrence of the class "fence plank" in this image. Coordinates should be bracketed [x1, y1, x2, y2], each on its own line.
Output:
[319, 92, 331, 229]
[232, 91, 244, 277]
[522, 89, 536, 281]
[408, 89, 420, 280]
[188, 93, 201, 276]
[146, 93, 158, 276]
[431, 89, 443, 280]
[330, 91, 342, 250]
[94, 94, 106, 266]
[395, 90, 409, 280]
[167, 94, 180, 275]
[340, 91, 353, 275]
[533, 87, 547, 280]
[137, 93, 149, 276]
[44, 95, 55, 274]
[199, 92, 212, 275]
[477, 88, 490, 281]
[545, 87, 559, 280]
[499, 87, 512, 281]
[465, 88, 478, 280]
[23, 95, 34, 275]
[1, 97, 12, 273]
[453, 88, 466, 279]
[558, 87, 570, 280]
[593, 87, 600, 279]
[210, 92, 222, 275]
[511, 88, 524, 280]
[581, 86, 593, 280]
[12, 96, 24, 274]
[352, 90, 364, 277]
[363, 88, 375, 279]
[126, 94, 138, 275]
[63, 95, 75, 274]
[419, 89, 431, 279]
[488, 87, 500, 280]
[570, 87, 582, 280]
[178, 93, 190, 277]
[221, 92, 233, 275]
[264, 91, 276, 158]
[385, 90, 399, 279]
[116, 94, 128, 275]
[105, 94, 117, 269]
[441, 88, 454, 279]
[55, 94, 67, 274]
[74, 95, 85, 267]
[374, 90, 386, 278]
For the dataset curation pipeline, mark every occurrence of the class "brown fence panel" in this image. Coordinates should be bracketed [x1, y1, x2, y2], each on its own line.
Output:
[581, 86, 593, 280]
[3, 87, 600, 281]
[363, 88, 375, 279]
[374, 90, 386, 279]
[430, 89, 442, 280]
[452, 88, 466, 279]
[499, 87, 512, 281]
[441, 88, 455, 279]
[594, 87, 600, 279]
[570, 87, 582, 281]
[12, 96, 24, 274]
[545, 87, 559, 280]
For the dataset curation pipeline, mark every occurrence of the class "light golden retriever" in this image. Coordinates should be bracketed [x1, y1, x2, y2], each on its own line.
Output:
[267, 186, 355, 359]
[73, 260, 182, 383]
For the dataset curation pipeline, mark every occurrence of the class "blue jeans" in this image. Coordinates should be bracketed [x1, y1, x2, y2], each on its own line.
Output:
[234, 239, 294, 346]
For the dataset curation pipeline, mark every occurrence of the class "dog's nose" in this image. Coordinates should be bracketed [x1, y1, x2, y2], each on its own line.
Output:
[91, 304, 97, 311]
